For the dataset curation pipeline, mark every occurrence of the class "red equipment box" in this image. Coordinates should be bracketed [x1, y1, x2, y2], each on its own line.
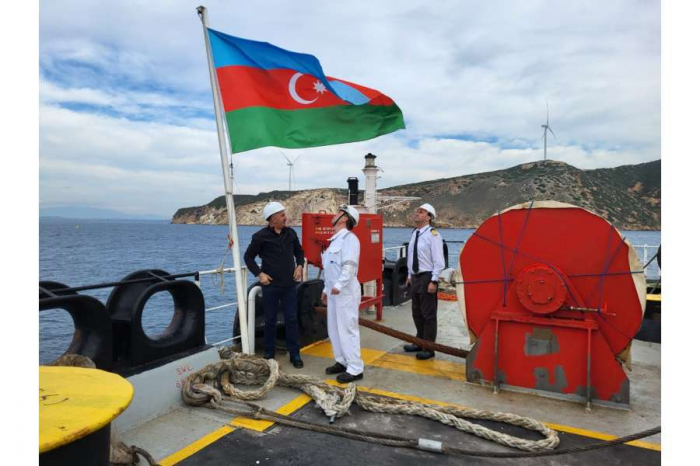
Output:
[302, 212, 384, 319]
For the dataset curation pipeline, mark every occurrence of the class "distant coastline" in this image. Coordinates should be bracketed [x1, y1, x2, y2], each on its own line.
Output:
[171, 159, 661, 231]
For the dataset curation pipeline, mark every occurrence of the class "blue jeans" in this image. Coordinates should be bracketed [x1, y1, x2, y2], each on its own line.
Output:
[261, 284, 300, 359]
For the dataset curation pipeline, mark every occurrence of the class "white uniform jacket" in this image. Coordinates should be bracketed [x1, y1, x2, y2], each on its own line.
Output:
[321, 228, 364, 375]
[406, 224, 445, 282]
[322, 229, 361, 295]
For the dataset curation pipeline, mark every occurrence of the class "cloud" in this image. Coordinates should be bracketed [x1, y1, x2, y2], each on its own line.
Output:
[39, 0, 661, 216]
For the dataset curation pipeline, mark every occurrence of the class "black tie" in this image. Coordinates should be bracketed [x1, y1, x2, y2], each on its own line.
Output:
[412, 229, 421, 273]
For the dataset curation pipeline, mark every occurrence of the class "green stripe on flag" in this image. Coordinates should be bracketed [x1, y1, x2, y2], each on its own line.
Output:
[224, 103, 405, 153]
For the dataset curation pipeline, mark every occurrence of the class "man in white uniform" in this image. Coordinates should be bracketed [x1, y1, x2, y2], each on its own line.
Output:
[404, 203, 445, 360]
[321, 205, 364, 383]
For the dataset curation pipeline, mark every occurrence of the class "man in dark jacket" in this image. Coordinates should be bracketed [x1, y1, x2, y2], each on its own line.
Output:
[244, 202, 305, 368]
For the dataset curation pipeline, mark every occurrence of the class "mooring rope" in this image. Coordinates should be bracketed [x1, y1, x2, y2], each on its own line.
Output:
[181, 353, 560, 452]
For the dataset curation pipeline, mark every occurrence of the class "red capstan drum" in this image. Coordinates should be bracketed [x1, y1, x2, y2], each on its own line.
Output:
[457, 201, 645, 408]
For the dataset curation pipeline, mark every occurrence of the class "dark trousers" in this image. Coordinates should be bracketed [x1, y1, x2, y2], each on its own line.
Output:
[261, 284, 300, 358]
[410, 273, 438, 345]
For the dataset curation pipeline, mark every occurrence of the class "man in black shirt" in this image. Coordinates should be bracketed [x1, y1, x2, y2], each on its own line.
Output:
[244, 202, 305, 368]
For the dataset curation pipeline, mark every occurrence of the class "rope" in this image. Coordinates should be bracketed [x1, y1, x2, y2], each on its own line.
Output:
[110, 442, 159, 465]
[314, 306, 470, 358]
[504, 200, 534, 281]
[496, 210, 508, 306]
[442, 426, 660, 458]
[471, 230, 586, 309]
[643, 250, 660, 269]
[455, 270, 644, 286]
[50, 353, 97, 368]
[181, 353, 560, 452]
[590, 224, 616, 311]
[648, 278, 661, 295]
[212, 235, 234, 295]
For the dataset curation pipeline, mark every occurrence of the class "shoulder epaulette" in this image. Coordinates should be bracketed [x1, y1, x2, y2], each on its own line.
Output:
[430, 228, 438, 236]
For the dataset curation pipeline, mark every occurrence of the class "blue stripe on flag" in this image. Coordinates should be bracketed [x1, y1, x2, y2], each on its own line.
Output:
[209, 29, 322, 75]
[208, 28, 342, 102]
[329, 80, 370, 105]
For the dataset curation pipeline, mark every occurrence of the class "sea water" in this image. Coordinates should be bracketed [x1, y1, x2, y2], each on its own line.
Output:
[39, 218, 660, 363]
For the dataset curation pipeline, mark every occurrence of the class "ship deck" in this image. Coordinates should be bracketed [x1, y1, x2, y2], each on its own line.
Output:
[120, 299, 661, 465]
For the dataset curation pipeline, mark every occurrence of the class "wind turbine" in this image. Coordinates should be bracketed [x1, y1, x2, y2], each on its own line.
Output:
[541, 102, 556, 161]
[279, 151, 302, 191]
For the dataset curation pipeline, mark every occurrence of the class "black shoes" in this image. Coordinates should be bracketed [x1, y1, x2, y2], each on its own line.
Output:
[405, 343, 436, 359]
[336, 372, 363, 383]
[291, 357, 304, 369]
[403, 344, 421, 352]
[325, 362, 347, 375]
[263, 354, 275, 360]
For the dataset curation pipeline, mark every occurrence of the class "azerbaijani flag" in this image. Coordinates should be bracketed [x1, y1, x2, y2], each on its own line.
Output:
[208, 28, 405, 153]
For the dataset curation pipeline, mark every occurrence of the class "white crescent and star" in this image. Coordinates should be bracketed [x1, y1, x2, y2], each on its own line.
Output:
[288, 72, 327, 105]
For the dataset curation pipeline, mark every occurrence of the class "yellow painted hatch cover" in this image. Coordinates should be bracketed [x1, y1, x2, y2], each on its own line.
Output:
[39, 366, 134, 453]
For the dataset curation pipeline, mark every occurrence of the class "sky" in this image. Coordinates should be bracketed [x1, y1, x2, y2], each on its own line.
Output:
[39, 0, 661, 218]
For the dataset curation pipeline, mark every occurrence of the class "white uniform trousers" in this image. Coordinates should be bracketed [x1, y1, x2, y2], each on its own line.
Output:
[326, 280, 364, 376]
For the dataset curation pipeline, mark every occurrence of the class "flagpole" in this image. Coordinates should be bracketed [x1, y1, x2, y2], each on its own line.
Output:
[197, 6, 251, 355]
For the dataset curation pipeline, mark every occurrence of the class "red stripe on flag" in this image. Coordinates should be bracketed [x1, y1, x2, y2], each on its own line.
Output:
[216, 66, 348, 112]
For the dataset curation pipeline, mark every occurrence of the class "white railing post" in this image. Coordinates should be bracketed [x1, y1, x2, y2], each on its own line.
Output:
[247, 285, 261, 355]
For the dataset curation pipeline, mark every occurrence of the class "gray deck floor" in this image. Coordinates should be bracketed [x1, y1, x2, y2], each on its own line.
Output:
[119, 299, 661, 464]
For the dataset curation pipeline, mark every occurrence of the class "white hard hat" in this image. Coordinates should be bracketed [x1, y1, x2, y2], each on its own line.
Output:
[263, 201, 285, 221]
[419, 203, 436, 220]
[339, 204, 360, 226]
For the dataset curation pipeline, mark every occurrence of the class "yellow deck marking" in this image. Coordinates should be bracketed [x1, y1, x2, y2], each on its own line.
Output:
[646, 294, 661, 302]
[543, 422, 661, 451]
[230, 393, 312, 431]
[372, 353, 465, 381]
[161, 394, 313, 464]
[164, 343, 659, 463]
[302, 339, 465, 381]
[302, 340, 386, 365]
[159, 426, 235, 466]
[300, 338, 329, 352]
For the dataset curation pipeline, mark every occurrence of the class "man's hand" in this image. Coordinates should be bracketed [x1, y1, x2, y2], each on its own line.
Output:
[407, 277, 411, 287]
[258, 272, 273, 286]
[331, 287, 341, 295]
[293, 265, 303, 282]
[321, 292, 327, 305]
[427, 282, 438, 294]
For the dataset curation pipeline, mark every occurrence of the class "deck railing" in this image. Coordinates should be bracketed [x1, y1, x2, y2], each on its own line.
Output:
[201, 243, 660, 350]
[383, 242, 660, 278]
[194, 266, 251, 349]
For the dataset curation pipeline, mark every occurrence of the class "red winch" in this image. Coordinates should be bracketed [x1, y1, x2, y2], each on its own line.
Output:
[458, 201, 645, 407]
[302, 212, 385, 319]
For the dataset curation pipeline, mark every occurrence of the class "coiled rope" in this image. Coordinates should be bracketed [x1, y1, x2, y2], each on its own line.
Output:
[181, 352, 560, 453]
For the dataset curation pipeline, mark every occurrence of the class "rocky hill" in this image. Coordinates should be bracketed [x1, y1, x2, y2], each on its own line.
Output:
[171, 159, 660, 230]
